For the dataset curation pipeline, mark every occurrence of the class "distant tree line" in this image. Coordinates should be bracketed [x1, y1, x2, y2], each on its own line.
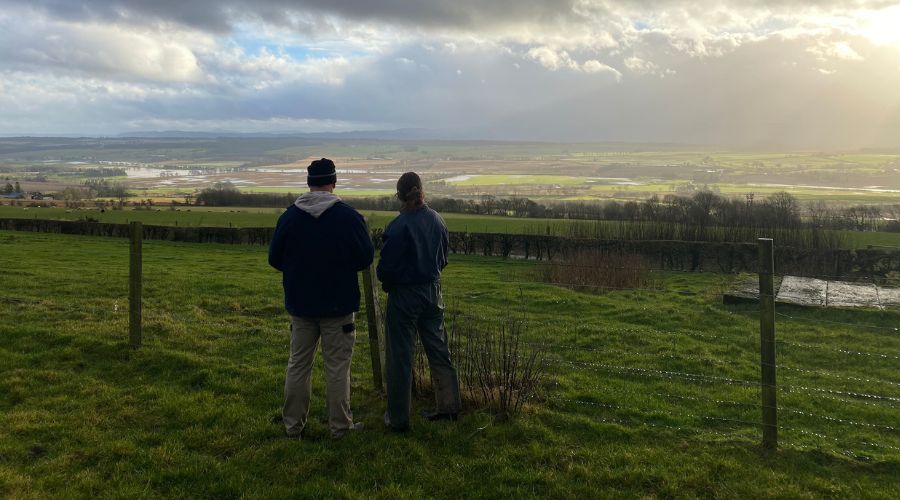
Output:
[194, 182, 900, 233]
[82, 179, 129, 198]
[3, 181, 22, 194]
[62, 167, 128, 177]
[195, 182, 297, 207]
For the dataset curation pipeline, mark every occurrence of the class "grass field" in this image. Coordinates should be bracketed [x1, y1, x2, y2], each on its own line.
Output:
[0, 205, 591, 234]
[3, 205, 900, 250]
[130, 186, 396, 198]
[1, 230, 899, 497]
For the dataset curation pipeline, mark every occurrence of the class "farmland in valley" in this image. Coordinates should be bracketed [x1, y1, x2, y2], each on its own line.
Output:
[3, 137, 900, 204]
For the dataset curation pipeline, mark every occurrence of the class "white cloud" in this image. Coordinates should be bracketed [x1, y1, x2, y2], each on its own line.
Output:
[527, 47, 620, 78]
[624, 56, 657, 73]
[527, 46, 569, 71]
[0, 16, 208, 83]
[2, 1, 900, 146]
[581, 59, 621, 80]
[809, 40, 864, 62]
[623, 56, 675, 77]
[207, 46, 356, 88]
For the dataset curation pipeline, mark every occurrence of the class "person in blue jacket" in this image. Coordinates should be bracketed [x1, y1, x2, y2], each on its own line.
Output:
[268, 158, 374, 439]
[377, 171, 461, 431]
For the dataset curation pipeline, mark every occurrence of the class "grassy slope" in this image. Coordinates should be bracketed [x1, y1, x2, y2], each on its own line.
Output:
[1, 231, 899, 498]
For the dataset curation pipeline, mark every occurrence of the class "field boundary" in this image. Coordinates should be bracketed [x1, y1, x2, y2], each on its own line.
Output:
[3, 217, 899, 276]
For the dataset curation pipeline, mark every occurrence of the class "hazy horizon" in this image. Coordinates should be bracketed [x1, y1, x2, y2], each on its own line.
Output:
[2, 1, 900, 148]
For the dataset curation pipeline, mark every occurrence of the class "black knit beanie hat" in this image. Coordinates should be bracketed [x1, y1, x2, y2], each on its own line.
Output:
[307, 158, 337, 186]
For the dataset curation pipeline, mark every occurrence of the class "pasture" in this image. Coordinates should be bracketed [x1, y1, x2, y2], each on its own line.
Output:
[2, 205, 900, 250]
[1, 230, 898, 497]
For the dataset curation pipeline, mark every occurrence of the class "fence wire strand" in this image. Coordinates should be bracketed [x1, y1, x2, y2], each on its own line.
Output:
[131, 241, 900, 459]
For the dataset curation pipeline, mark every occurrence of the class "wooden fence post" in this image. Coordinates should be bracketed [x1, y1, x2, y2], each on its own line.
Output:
[129, 221, 143, 348]
[361, 265, 385, 391]
[758, 237, 777, 450]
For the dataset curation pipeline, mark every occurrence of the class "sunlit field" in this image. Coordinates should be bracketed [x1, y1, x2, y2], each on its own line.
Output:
[1, 230, 898, 497]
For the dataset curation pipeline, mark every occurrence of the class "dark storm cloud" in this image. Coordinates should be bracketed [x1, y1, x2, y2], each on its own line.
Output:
[5, 0, 898, 33]
[2, 0, 586, 32]
[2, 0, 900, 147]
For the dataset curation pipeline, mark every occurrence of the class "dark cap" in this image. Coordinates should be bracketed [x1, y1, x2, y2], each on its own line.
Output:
[307, 158, 337, 186]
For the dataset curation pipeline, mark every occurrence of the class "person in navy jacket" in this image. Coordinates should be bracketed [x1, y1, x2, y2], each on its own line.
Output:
[378, 171, 461, 431]
[269, 158, 374, 439]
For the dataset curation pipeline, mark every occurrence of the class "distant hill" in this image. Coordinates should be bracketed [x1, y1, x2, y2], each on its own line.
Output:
[116, 128, 440, 140]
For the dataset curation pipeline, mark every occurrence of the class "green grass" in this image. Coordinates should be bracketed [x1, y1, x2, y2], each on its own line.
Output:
[133, 187, 396, 198]
[844, 231, 900, 249]
[4, 205, 900, 250]
[237, 187, 395, 197]
[1, 231, 899, 497]
[0, 205, 286, 228]
[586, 183, 679, 193]
[336, 189, 397, 197]
[711, 184, 900, 202]
[441, 175, 588, 186]
[0, 205, 662, 243]
[0, 205, 582, 234]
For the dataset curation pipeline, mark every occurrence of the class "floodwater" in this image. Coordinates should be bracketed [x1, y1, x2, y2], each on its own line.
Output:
[756, 183, 900, 194]
[123, 167, 188, 179]
[248, 168, 370, 174]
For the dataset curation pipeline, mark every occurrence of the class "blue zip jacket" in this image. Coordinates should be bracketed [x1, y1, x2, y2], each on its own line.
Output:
[377, 206, 448, 291]
[269, 202, 374, 317]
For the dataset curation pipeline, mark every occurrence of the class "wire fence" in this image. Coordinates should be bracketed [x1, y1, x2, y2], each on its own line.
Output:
[117, 256, 899, 458]
[406, 252, 900, 459]
[93, 225, 900, 460]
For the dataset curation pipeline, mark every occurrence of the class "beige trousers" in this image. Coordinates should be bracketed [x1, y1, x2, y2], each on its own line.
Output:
[283, 313, 355, 437]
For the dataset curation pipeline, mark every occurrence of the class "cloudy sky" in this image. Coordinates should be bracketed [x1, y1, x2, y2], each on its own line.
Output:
[1, 1, 900, 147]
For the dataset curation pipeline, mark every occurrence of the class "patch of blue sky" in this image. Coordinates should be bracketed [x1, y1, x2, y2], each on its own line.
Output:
[229, 35, 369, 61]
[632, 20, 650, 31]
[229, 34, 317, 59]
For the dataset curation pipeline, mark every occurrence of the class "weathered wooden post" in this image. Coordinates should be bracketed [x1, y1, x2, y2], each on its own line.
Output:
[361, 264, 385, 391]
[758, 238, 777, 449]
[129, 221, 143, 348]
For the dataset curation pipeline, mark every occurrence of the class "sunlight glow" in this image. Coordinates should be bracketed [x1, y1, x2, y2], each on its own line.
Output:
[861, 5, 900, 45]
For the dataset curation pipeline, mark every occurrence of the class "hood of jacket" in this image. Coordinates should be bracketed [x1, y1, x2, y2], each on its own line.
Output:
[294, 191, 342, 219]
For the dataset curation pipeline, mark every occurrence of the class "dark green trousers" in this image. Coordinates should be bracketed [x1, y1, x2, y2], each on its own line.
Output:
[385, 281, 461, 429]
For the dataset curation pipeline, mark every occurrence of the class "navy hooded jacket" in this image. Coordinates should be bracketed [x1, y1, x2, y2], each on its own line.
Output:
[268, 200, 374, 317]
[376, 206, 448, 291]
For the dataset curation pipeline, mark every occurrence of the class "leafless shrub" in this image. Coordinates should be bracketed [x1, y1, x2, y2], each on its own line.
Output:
[410, 311, 547, 419]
